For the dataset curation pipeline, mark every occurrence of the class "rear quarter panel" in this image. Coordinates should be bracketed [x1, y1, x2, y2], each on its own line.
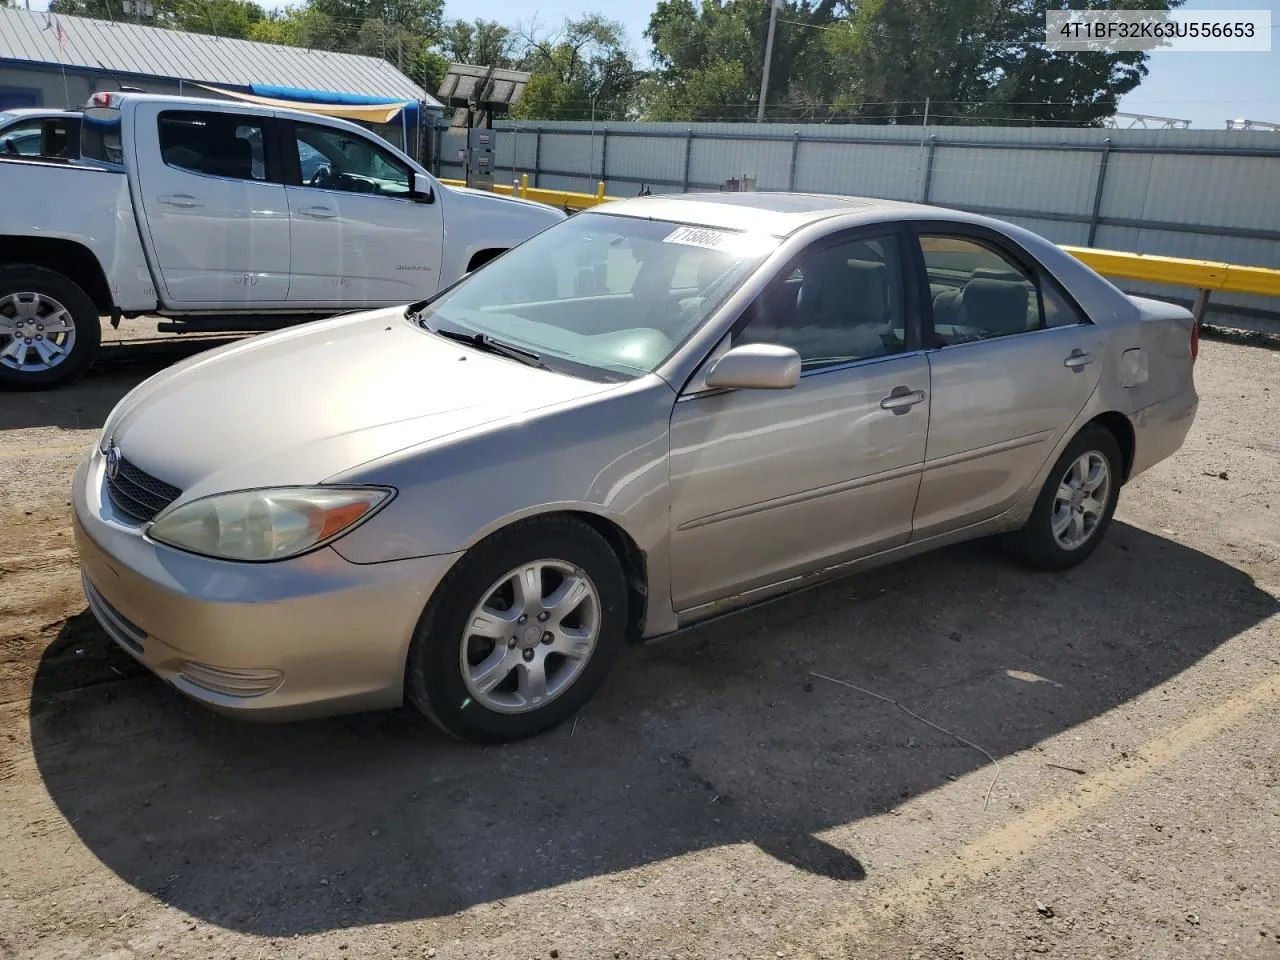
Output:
[0, 158, 156, 311]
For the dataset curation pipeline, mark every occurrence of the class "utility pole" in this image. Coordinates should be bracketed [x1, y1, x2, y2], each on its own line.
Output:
[756, 0, 783, 123]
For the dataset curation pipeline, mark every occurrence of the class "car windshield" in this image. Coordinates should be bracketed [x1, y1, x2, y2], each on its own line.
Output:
[412, 212, 779, 380]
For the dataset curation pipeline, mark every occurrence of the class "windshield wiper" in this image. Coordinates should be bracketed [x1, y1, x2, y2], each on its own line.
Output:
[422, 320, 549, 370]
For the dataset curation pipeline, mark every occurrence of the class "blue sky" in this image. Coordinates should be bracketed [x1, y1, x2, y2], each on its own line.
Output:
[27, 0, 1279, 127]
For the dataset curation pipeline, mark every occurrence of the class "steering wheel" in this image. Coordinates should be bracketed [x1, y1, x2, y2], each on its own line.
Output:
[309, 165, 333, 188]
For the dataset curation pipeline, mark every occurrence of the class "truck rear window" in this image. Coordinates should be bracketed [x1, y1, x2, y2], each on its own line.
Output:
[82, 111, 123, 165]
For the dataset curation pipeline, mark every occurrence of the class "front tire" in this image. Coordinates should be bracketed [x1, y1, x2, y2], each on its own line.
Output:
[1008, 425, 1123, 571]
[0, 266, 101, 390]
[406, 516, 628, 743]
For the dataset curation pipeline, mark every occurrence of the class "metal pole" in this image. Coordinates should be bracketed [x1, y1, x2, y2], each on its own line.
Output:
[756, 0, 782, 123]
[922, 135, 938, 203]
[682, 130, 693, 192]
[1087, 138, 1112, 247]
[1192, 288, 1211, 325]
[787, 130, 800, 191]
[589, 98, 597, 191]
[533, 129, 542, 188]
[921, 96, 930, 127]
[600, 127, 608, 188]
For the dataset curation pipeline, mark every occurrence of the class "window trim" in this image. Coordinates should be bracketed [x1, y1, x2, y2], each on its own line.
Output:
[907, 220, 1094, 350]
[155, 108, 278, 185]
[282, 118, 415, 201]
[724, 223, 922, 380]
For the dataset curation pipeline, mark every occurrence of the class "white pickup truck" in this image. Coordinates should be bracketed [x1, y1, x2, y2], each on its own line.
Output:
[0, 91, 564, 388]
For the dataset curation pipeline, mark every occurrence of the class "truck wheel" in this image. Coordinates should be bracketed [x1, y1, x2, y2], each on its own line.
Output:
[0, 266, 101, 390]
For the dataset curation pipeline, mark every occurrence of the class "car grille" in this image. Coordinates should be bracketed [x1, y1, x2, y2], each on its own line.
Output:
[106, 454, 182, 522]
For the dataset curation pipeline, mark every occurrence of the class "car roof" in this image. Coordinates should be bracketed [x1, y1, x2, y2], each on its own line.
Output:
[0, 107, 80, 118]
[590, 191, 965, 237]
[89, 92, 390, 140]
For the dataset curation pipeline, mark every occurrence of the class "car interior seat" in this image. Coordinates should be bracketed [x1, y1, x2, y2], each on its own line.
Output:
[201, 134, 255, 180]
[956, 277, 1033, 337]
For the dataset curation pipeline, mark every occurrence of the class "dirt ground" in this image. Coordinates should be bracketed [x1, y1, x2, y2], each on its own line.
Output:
[1, 335, 1277, 960]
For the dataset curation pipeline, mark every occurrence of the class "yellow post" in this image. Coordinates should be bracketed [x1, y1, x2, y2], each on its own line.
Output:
[596, 181, 606, 201]
[520, 173, 529, 199]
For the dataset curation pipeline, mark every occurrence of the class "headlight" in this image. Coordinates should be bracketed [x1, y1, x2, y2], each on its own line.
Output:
[148, 487, 393, 562]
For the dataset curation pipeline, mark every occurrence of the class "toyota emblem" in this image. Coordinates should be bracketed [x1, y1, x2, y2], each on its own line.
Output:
[105, 443, 122, 481]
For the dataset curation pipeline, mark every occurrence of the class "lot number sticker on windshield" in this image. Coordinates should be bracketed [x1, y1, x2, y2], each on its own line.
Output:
[663, 225, 779, 258]
[664, 226, 735, 250]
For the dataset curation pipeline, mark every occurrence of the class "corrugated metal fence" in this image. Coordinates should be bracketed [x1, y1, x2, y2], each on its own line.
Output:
[437, 121, 1280, 332]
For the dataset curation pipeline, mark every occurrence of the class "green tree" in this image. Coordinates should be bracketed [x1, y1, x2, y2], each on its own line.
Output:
[247, 5, 337, 47]
[644, 0, 837, 121]
[507, 14, 641, 121]
[826, 0, 1185, 125]
[48, 0, 268, 38]
[439, 18, 515, 67]
[305, 0, 442, 48]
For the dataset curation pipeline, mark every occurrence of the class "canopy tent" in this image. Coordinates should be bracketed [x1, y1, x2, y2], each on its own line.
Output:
[195, 83, 416, 124]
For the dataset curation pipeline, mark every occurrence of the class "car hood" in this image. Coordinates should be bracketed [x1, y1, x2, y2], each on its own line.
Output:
[104, 308, 610, 501]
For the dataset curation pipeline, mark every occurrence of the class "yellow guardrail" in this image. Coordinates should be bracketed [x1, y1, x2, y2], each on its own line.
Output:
[442, 177, 1280, 312]
[440, 175, 606, 212]
[1060, 246, 1280, 299]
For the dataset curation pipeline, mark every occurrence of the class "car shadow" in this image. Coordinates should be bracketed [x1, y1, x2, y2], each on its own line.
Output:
[27, 522, 1275, 935]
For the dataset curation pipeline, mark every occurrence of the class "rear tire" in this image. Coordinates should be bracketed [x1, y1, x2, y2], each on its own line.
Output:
[405, 515, 627, 744]
[0, 266, 101, 390]
[1007, 425, 1123, 571]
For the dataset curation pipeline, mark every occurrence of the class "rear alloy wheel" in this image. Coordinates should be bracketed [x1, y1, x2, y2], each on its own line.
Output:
[406, 516, 627, 743]
[0, 267, 101, 390]
[1008, 425, 1123, 571]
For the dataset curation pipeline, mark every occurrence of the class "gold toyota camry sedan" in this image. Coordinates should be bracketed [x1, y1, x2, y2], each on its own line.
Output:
[73, 192, 1199, 742]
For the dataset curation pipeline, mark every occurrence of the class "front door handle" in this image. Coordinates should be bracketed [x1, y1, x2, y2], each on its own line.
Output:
[157, 193, 202, 208]
[301, 206, 337, 220]
[1064, 351, 1095, 370]
[880, 387, 927, 413]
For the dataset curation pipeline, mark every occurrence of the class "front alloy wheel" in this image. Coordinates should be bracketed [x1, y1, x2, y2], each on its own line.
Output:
[461, 560, 601, 714]
[406, 515, 628, 743]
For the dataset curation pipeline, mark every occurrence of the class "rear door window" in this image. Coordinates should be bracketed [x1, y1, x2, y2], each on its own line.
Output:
[157, 110, 267, 181]
[917, 234, 1043, 345]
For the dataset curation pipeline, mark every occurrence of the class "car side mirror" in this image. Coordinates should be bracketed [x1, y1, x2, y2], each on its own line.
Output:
[704, 343, 801, 390]
[411, 172, 435, 203]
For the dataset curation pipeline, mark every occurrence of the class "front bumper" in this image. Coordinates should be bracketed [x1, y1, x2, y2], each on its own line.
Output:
[71, 448, 462, 719]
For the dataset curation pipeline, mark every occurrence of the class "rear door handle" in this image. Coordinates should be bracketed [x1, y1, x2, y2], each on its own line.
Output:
[880, 388, 927, 413]
[1064, 351, 1095, 370]
[300, 206, 337, 220]
[156, 194, 202, 208]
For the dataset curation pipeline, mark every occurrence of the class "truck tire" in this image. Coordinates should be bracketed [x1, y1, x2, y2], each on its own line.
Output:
[0, 265, 102, 390]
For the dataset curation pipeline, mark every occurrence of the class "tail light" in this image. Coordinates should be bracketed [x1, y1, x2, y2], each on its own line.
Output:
[1190, 320, 1200, 363]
